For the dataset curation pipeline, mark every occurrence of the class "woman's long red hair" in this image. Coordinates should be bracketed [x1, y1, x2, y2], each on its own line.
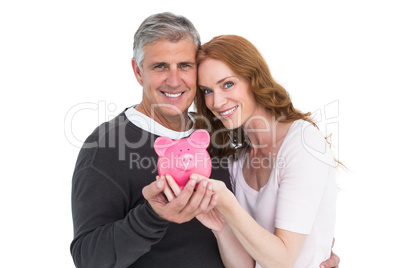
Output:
[195, 35, 314, 157]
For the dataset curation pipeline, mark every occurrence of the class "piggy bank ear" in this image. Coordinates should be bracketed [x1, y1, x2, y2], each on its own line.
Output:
[188, 129, 210, 149]
[154, 136, 174, 156]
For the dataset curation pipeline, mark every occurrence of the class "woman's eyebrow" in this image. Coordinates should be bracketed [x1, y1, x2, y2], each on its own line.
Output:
[198, 76, 235, 89]
[216, 76, 235, 84]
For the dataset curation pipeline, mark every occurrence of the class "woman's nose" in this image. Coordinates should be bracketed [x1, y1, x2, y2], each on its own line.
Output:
[213, 90, 227, 109]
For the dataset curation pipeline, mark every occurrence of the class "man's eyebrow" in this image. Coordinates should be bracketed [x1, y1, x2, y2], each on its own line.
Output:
[146, 61, 196, 68]
[179, 61, 196, 65]
[148, 61, 167, 66]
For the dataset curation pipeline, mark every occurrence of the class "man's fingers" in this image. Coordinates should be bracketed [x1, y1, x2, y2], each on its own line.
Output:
[142, 178, 164, 199]
[159, 176, 176, 201]
[320, 252, 340, 268]
[165, 174, 182, 197]
[179, 179, 210, 217]
[148, 177, 217, 224]
[165, 178, 196, 211]
[167, 178, 204, 217]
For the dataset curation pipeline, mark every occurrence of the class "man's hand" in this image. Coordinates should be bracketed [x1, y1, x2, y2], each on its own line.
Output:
[142, 175, 216, 224]
[320, 238, 340, 268]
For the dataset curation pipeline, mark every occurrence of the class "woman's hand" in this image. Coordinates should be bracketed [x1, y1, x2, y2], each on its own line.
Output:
[196, 208, 226, 232]
[189, 174, 237, 211]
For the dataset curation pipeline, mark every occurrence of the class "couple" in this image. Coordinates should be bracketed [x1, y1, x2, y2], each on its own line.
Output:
[71, 12, 339, 268]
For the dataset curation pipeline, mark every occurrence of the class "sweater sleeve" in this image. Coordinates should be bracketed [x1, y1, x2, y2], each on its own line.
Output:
[70, 166, 170, 268]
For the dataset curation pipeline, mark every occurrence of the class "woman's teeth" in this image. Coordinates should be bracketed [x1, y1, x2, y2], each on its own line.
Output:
[220, 106, 238, 116]
[163, 92, 183, 97]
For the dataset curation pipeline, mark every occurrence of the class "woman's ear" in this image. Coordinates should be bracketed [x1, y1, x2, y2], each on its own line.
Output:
[131, 58, 143, 85]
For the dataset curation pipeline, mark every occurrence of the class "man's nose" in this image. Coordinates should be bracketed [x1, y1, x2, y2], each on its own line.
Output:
[166, 69, 181, 88]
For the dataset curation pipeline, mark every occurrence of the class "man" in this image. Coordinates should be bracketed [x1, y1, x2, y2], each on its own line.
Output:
[71, 12, 339, 267]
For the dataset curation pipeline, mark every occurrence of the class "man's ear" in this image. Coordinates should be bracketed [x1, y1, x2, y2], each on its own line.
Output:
[132, 58, 143, 85]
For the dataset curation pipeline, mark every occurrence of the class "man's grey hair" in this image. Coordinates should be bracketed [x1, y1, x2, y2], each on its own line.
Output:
[133, 12, 201, 70]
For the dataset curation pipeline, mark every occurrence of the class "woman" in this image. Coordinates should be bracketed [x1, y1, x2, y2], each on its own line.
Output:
[162, 35, 338, 268]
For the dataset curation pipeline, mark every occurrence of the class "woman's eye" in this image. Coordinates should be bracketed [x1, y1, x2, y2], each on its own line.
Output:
[203, 89, 213, 94]
[224, 82, 234, 89]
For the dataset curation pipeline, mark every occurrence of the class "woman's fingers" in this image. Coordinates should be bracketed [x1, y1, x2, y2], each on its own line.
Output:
[190, 173, 209, 183]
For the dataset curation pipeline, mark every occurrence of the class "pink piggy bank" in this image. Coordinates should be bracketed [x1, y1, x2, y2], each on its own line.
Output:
[154, 129, 212, 189]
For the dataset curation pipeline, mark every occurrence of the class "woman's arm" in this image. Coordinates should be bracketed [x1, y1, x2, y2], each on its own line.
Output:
[213, 220, 255, 268]
[197, 208, 255, 268]
[226, 208, 306, 268]
[191, 174, 306, 268]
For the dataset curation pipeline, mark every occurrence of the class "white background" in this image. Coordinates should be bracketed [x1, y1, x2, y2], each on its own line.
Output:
[1, 0, 401, 267]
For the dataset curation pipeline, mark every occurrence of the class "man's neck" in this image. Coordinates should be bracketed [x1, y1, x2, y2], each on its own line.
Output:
[135, 103, 192, 132]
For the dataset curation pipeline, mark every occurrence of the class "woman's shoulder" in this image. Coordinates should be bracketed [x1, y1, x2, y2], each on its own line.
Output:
[281, 119, 335, 166]
[285, 119, 327, 146]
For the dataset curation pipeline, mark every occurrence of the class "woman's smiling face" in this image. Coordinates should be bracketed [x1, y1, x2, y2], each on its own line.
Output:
[198, 58, 258, 129]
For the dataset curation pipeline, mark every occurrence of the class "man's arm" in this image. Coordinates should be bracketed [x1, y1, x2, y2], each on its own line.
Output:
[71, 169, 217, 268]
[71, 167, 169, 268]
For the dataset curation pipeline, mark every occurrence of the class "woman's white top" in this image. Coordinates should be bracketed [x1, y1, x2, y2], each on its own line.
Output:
[229, 120, 337, 268]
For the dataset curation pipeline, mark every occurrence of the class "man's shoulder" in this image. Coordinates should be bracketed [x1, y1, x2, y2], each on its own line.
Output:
[75, 110, 151, 163]
[86, 110, 144, 142]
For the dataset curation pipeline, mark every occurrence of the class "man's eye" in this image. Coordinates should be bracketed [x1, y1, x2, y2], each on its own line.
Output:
[180, 63, 191, 68]
[224, 82, 234, 89]
[154, 64, 166, 69]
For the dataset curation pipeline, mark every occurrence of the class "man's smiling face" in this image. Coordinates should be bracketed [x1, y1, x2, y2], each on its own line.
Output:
[133, 38, 197, 120]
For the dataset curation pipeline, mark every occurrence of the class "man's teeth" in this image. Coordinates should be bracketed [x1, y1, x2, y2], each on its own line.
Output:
[220, 106, 238, 116]
[163, 92, 183, 97]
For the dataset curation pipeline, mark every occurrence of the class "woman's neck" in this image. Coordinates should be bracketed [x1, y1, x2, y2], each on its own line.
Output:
[242, 106, 285, 151]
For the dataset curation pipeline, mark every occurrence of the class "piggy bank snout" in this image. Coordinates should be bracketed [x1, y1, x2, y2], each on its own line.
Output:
[177, 153, 195, 170]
